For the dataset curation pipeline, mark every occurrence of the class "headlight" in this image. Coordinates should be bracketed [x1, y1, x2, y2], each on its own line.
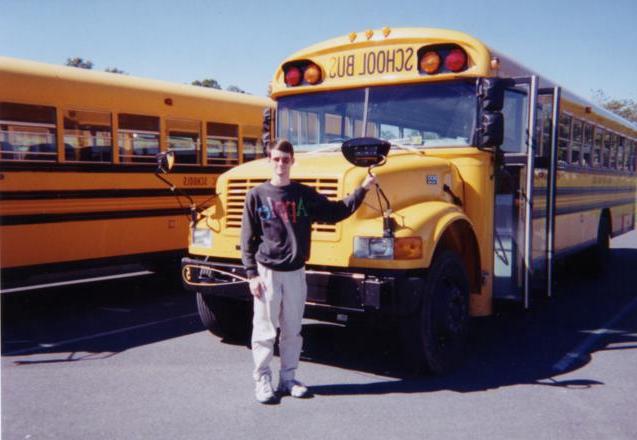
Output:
[353, 236, 422, 260]
[192, 229, 213, 248]
[354, 237, 393, 259]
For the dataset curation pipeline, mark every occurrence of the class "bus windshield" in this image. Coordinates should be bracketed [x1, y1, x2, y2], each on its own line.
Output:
[277, 81, 477, 152]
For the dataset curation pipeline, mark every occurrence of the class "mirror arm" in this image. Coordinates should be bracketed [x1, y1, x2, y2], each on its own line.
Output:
[153, 172, 199, 225]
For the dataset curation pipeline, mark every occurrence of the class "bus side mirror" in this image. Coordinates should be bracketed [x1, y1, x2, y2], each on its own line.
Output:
[156, 151, 175, 174]
[475, 78, 509, 149]
[478, 112, 504, 148]
[341, 137, 391, 167]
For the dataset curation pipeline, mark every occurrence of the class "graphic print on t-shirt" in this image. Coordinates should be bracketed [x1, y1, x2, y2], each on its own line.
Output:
[256, 196, 309, 224]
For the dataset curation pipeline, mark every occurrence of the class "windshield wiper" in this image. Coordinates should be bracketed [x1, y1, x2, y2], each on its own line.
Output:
[387, 139, 426, 156]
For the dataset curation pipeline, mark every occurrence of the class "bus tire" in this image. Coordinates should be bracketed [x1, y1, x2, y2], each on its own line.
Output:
[588, 214, 610, 274]
[195, 292, 252, 342]
[403, 250, 470, 374]
[196, 292, 222, 336]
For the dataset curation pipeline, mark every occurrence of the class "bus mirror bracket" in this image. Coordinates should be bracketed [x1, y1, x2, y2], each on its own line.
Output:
[341, 138, 394, 237]
[154, 151, 198, 224]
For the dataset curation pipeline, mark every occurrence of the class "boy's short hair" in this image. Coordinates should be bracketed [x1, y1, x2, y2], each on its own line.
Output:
[267, 139, 294, 158]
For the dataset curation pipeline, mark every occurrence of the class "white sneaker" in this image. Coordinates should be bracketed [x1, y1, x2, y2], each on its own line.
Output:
[277, 379, 309, 398]
[255, 374, 276, 404]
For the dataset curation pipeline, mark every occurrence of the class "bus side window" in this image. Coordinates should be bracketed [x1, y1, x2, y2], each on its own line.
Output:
[617, 137, 626, 171]
[167, 118, 200, 165]
[242, 137, 265, 162]
[557, 113, 571, 165]
[593, 127, 603, 167]
[118, 114, 160, 164]
[64, 109, 112, 162]
[608, 134, 618, 169]
[602, 130, 611, 167]
[571, 119, 583, 166]
[0, 102, 57, 161]
[582, 123, 593, 167]
[207, 122, 238, 166]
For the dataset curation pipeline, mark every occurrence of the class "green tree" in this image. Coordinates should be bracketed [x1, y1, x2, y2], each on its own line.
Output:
[192, 79, 221, 89]
[105, 67, 127, 75]
[65, 57, 94, 69]
[593, 90, 637, 124]
[226, 85, 246, 94]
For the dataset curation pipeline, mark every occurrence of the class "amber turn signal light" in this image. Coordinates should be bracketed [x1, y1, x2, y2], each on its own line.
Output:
[303, 63, 322, 85]
[419, 51, 441, 74]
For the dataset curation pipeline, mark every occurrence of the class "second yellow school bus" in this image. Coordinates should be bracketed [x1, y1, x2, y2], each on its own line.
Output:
[0, 57, 273, 291]
[177, 28, 637, 373]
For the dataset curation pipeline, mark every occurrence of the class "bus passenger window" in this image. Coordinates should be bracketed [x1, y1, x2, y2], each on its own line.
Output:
[167, 119, 200, 165]
[207, 122, 238, 165]
[617, 137, 625, 170]
[557, 113, 571, 165]
[593, 127, 603, 167]
[582, 123, 593, 167]
[570, 120, 582, 165]
[242, 137, 263, 162]
[602, 131, 611, 167]
[608, 134, 618, 169]
[0, 102, 57, 161]
[64, 110, 112, 162]
[118, 114, 159, 164]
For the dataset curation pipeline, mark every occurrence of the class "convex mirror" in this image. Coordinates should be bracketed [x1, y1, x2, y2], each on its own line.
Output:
[156, 151, 175, 174]
[341, 137, 391, 167]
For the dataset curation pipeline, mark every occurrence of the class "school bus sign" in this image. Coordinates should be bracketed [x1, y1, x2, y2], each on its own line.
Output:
[270, 28, 493, 97]
[328, 47, 417, 79]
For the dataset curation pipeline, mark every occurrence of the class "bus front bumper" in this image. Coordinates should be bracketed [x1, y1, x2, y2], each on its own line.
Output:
[181, 257, 422, 314]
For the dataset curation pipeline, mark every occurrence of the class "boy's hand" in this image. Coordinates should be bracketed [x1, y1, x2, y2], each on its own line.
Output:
[249, 276, 266, 298]
[362, 173, 377, 191]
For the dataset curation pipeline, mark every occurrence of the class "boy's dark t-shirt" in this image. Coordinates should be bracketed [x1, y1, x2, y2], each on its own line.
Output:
[241, 181, 367, 278]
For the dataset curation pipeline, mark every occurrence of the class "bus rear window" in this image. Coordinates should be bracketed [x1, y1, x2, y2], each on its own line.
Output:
[0, 102, 57, 161]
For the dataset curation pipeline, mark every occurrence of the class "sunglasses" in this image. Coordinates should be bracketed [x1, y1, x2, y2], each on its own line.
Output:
[271, 156, 292, 164]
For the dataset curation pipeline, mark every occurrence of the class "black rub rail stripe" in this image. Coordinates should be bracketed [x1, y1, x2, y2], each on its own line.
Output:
[0, 162, 231, 174]
[532, 197, 636, 219]
[0, 188, 215, 201]
[533, 186, 637, 196]
[0, 208, 190, 226]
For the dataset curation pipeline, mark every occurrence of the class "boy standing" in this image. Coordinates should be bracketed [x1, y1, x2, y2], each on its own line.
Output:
[240, 139, 375, 403]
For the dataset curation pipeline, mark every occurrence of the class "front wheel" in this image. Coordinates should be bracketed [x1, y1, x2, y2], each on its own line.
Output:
[196, 292, 252, 342]
[402, 250, 470, 374]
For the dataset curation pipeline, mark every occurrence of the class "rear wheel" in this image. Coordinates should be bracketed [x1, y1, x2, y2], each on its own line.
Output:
[585, 214, 610, 274]
[196, 292, 252, 342]
[402, 250, 470, 374]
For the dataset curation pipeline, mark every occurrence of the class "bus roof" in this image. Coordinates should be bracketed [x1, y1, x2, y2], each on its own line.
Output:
[271, 27, 636, 135]
[0, 55, 273, 109]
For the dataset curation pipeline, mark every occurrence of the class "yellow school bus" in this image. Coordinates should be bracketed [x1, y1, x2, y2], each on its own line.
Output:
[177, 28, 637, 373]
[0, 56, 273, 291]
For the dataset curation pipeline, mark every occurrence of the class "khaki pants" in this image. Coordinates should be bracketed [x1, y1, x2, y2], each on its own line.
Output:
[252, 263, 307, 382]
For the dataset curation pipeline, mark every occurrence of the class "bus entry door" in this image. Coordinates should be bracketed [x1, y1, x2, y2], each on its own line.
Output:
[493, 77, 557, 308]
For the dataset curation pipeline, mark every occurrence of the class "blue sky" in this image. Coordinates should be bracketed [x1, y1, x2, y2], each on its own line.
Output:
[2, 0, 636, 101]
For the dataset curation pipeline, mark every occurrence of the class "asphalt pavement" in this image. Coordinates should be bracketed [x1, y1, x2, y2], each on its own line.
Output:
[2, 231, 637, 440]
